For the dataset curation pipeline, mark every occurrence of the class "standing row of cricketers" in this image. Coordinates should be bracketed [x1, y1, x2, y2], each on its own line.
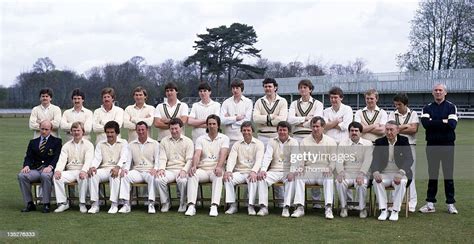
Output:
[18, 78, 459, 221]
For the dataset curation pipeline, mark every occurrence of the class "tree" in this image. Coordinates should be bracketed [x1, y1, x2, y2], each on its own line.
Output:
[328, 58, 371, 75]
[397, 0, 473, 71]
[185, 23, 265, 95]
[33, 57, 55, 73]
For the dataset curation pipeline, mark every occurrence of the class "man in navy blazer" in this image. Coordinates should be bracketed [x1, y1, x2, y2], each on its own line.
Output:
[371, 120, 413, 221]
[18, 120, 62, 213]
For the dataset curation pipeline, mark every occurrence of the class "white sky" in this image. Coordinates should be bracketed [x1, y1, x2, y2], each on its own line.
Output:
[0, 0, 420, 87]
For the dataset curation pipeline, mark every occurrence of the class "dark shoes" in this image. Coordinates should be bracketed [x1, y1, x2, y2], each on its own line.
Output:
[21, 202, 37, 212]
[42, 203, 51, 213]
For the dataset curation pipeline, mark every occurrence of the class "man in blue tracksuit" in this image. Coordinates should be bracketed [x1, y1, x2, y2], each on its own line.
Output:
[419, 84, 458, 214]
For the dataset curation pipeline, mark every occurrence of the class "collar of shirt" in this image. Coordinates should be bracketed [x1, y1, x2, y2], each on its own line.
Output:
[203, 133, 225, 142]
[239, 137, 257, 145]
[163, 99, 182, 108]
[309, 134, 327, 144]
[362, 105, 381, 112]
[298, 97, 314, 104]
[104, 138, 125, 147]
[40, 104, 51, 111]
[262, 94, 282, 105]
[100, 104, 116, 113]
[273, 136, 293, 145]
[232, 95, 246, 103]
[131, 137, 154, 145]
[72, 138, 85, 145]
[133, 103, 149, 110]
[197, 99, 217, 107]
[41, 135, 50, 142]
[330, 103, 347, 113]
[169, 135, 184, 142]
[394, 107, 412, 116]
[388, 136, 398, 146]
[71, 107, 85, 113]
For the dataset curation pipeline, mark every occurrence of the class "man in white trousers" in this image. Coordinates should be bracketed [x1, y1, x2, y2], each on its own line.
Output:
[118, 121, 159, 214]
[371, 121, 413, 221]
[53, 122, 93, 213]
[88, 121, 129, 214]
[257, 121, 298, 217]
[185, 115, 230, 217]
[335, 121, 373, 218]
[156, 118, 194, 213]
[388, 93, 419, 212]
[291, 116, 337, 219]
[224, 121, 264, 215]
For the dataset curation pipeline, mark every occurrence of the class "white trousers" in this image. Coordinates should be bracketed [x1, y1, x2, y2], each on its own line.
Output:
[335, 175, 368, 209]
[119, 170, 156, 202]
[293, 176, 334, 206]
[156, 169, 187, 205]
[53, 170, 88, 204]
[89, 168, 120, 203]
[224, 172, 257, 206]
[409, 145, 417, 209]
[373, 173, 407, 212]
[187, 169, 223, 206]
[257, 171, 293, 207]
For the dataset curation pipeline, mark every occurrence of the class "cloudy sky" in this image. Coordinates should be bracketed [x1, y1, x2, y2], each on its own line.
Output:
[0, 0, 419, 87]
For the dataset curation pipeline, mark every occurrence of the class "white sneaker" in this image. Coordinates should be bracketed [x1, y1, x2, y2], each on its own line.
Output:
[161, 202, 170, 213]
[419, 202, 436, 213]
[291, 206, 305, 218]
[359, 209, 368, 219]
[389, 210, 399, 221]
[54, 203, 70, 213]
[108, 203, 118, 214]
[447, 204, 458, 214]
[148, 203, 156, 214]
[185, 204, 196, 216]
[225, 203, 238, 215]
[248, 206, 256, 216]
[281, 207, 290, 218]
[118, 204, 131, 214]
[209, 205, 218, 217]
[347, 205, 356, 211]
[325, 206, 334, 219]
[313, 203, 323, 209]
[79, 204, 87, 213]
[177, 203, 187, 213]
[88, 205, 99, 214]
[257, 206, 268, 216]
[340, 208, 348, 218]
[378, 209, 389, 221]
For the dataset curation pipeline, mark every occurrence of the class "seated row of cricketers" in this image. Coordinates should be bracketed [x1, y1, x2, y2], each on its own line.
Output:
[19, 114, 411, 221]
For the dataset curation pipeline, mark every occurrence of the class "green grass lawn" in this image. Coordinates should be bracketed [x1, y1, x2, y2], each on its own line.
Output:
[0, 118, 473, 243]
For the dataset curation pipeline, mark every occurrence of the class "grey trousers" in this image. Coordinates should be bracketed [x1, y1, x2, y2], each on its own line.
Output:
[18, 169, 53, 205]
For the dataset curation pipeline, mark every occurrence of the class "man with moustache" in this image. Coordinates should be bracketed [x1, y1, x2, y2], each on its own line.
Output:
[93, 87, 124, 144]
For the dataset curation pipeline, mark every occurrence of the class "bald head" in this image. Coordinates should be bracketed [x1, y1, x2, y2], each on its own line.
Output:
[39, 120, 53, 137]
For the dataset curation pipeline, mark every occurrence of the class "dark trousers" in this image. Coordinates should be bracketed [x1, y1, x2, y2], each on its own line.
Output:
[425, 145, 455, 204]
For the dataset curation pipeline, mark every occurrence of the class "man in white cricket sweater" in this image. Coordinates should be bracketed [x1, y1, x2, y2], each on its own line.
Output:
[220, 79, 253, 149]
[29, 88, 62, 138]
[93, 87, 124, 144]
[123, 86, 155, 142]
[335, 121, 373, 218]
[354, 89, 388, 143]
[88, 121, 129, 214]
[291, 117, 337, 219]
[224, 121, 264, 215]
[257, 121, 299, 217]
[118, 121, 159, 214]
[60, 89, 93, 142]
[185, 115, 230, 217]
[156, 118, 194, 213]
[53, 122, 93, 213]
[153, 82, 189, 142]
[287, 79, 323, 143]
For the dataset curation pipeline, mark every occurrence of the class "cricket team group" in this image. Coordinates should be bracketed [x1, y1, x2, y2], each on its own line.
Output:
[17, 78, 459, 221]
